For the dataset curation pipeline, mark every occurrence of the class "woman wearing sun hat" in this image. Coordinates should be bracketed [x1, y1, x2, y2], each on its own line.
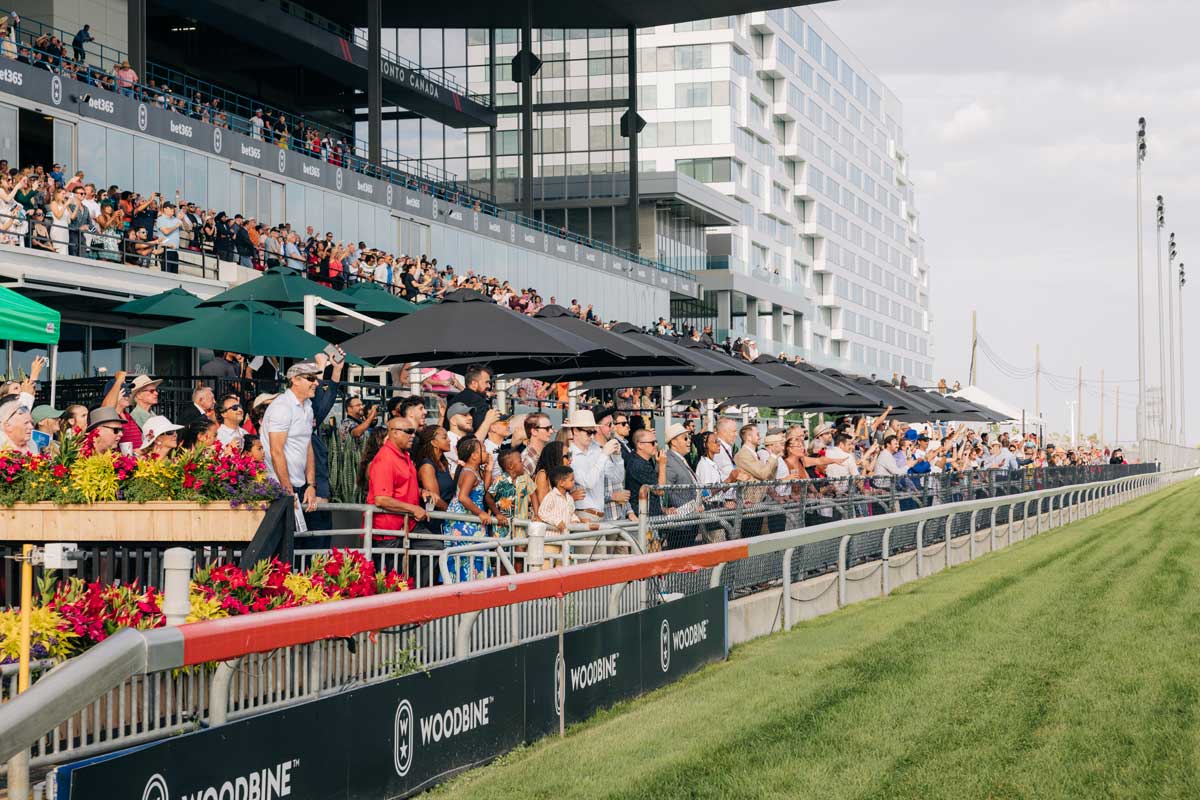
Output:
[139, 415, 183, 460]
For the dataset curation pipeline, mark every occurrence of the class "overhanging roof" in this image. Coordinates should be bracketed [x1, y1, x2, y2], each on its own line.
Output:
[296, 0, 829, 33]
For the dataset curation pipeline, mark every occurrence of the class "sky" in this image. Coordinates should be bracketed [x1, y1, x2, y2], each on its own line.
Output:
[816, 0, 1199, 448]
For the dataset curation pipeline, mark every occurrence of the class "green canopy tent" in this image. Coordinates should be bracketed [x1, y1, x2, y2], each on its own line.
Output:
[0, 285, 62, 404]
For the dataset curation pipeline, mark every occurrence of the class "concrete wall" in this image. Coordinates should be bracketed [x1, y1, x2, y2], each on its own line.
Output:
[11, 0, 128, 59]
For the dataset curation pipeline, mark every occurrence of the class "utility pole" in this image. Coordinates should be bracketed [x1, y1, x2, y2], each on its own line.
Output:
[1035, 343, 1041, 420]
[1100, 369, 1105, 445]
[1077, 365, 1083, 446]
[968, 310, 977, 386]
[1116, 385, 1120, 445]
[1136, 117, 1147, 445]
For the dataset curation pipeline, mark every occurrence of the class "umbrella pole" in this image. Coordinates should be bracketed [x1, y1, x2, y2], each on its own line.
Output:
[705, 398, 715, 430]
[497, 379, 508, 414]
[48, 344, 58, 407]
[303, 294, 317, 335]
[662, 385, 672, 430]
[409, 363, 421, 396]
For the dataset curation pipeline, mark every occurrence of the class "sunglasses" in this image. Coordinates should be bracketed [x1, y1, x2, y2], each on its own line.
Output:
[101, 425, 123, 434]
[296, 374, 319, 382]
[614, 420, 629, 426]
[534, 424, 553, 431]
[389, 426, 416, 435]
[580, 429, 596, 436]
[222, 404, 242, 412]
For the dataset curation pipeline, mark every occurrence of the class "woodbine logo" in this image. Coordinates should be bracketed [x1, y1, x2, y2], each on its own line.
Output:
[141, 759, 296, 800]
[394, 696, 495, 777]
[570, 652, 620, 691]
[660, 618, 710, 673]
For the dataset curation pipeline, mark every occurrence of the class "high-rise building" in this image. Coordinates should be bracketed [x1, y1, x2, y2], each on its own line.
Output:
[460, 10, 933, 379]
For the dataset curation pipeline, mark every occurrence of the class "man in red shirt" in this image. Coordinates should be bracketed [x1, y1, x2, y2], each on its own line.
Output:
[367, 418, 429, 534]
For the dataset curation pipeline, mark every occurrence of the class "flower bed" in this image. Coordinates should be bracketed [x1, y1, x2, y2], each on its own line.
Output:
[1, 550, 412, 664]
[0, 445, 285, 507]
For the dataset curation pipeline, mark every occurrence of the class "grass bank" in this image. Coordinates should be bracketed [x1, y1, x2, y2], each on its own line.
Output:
[433, 479, 1200, 800]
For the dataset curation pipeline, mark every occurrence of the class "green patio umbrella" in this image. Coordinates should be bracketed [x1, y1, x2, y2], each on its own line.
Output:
[195, 267, 362, 310]
[343, 282, 420, 318]
[112, 287, 203, 320]
[123, 300, 336, 359]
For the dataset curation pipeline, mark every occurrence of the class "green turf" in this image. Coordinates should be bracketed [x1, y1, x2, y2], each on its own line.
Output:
[431, 479, 1200, 800]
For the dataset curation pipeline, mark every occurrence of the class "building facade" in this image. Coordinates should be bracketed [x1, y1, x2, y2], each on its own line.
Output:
[454, 10, 933, 380]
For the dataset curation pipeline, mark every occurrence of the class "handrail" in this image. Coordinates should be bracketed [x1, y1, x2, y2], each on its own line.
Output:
[0, 466, 1179, 766]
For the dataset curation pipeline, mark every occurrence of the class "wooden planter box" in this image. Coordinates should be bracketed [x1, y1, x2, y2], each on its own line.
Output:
[0, 501, 267, 542]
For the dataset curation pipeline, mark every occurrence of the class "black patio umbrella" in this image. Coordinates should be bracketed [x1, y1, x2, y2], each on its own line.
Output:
[340, 289, 618, 368]
[446, 306, 692, 381]
[576, 325, 765, 391]
[750, 357, 881, 409]
[941, 393, 1010, 423]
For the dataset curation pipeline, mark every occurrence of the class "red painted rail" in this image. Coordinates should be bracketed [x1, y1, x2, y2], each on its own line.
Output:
[180, 539, 750, 665]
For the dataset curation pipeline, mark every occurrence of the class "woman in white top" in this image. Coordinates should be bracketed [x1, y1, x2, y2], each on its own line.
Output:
[48, 189, 73, 255]
[694, 431, 740, 509]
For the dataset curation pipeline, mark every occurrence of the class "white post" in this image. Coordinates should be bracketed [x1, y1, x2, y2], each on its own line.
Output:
[496, 378, 508, 414]
[705, 398, 715, 430]
[48, 343, 58, 408]
[526, 521, 547, 571]
[302, 294, 318, 335]
[662, 385, 672, 430]
[567, 381, 579, 416]
[408, 362, 422, 396]
[162, 547, 194, 626]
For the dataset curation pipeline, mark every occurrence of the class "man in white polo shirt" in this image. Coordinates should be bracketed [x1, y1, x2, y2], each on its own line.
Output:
[261, 361, 321, 511]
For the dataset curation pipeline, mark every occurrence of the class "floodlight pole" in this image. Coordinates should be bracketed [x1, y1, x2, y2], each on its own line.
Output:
[1135, 118, 1147, 445]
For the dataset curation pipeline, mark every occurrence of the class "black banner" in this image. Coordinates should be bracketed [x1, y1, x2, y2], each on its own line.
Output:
[58, 588, 726, 800]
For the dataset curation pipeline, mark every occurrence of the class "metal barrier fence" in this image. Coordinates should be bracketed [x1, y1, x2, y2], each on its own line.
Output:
[0, 209, 222, 280]
[0, 466, 1184, 784]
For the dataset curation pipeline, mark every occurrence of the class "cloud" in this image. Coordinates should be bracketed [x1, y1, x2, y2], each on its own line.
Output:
[938, 101, 994, 142]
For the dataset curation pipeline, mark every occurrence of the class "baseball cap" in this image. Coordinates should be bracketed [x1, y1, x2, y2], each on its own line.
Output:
[31, 405, 63, 423]
[285, 361, 322, 379]
[446, 402, 472, 419]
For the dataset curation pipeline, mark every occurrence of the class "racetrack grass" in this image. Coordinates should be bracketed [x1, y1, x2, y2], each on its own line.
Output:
[431, 479, 1200, 800]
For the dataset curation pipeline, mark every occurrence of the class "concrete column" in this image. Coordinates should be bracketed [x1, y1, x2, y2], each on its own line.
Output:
[488, 28, 498, 201]
[716, 290, 732, 334]
[366, 0, 383, 167]
[792, 311, 804, 348]
[127, 0, 147, 77]
[744, 296, 758, 336]
[771, 304, 783, 344]
[627, 26, 640, 254]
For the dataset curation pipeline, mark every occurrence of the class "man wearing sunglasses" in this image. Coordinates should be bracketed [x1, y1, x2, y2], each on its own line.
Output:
[367, 419, 429, 535]
[216, 394, 246, 452]
[261, 361, 322, 512]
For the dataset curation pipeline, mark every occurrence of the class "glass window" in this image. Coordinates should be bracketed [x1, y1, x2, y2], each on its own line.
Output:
[0, 103, 15, 166]
[133, 137, 158, 197]
[184, 152, 207, 209]
[89, 325, 124, 378]
[77, 122, 106, 187]
[159, 145, 184, 199]
[106, 129, 133, 191]
[209, 158, 230, 215]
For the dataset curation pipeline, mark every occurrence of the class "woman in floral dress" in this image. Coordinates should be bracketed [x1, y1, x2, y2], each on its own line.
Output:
[444, 437, 508, 582]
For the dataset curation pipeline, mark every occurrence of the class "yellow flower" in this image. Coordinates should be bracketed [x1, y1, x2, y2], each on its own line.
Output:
[185, 592, 229, 623]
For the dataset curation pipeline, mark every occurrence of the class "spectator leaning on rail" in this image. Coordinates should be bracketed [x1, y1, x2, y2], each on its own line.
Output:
[261, 361, 322, 513]
[366, 415, 429, 536]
